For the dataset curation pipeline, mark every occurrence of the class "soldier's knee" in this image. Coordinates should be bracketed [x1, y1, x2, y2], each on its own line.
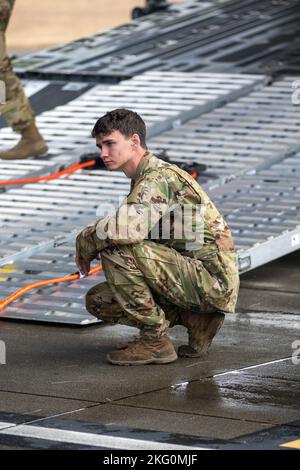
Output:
[85, 285, 104, 316]
[85, 285, 120, 323]
[85, 287, 99, 317]
[85, 293, 107, 321]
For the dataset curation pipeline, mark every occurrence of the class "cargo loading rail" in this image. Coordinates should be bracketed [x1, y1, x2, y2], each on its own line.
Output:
[13, 0, 300, 81]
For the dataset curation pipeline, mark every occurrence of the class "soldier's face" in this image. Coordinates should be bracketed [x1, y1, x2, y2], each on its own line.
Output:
[96, 130, 134, 171]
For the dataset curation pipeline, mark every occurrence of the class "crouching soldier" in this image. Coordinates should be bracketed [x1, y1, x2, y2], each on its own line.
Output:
[76, 108, 239, 366]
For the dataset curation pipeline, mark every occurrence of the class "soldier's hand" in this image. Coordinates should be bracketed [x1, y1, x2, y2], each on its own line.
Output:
[75, 255, 91, 276]
[76, 228, 98, 265]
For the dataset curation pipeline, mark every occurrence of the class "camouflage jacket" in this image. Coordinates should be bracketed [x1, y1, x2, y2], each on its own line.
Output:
[77, 152, 236, 257]
[76, 152, 239, 310]
[0, 0, 14, 32]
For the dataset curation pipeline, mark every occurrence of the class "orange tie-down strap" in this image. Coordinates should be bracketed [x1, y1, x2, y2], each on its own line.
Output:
[0, 154, 202, 188]
[0, 159, 97, 187]
[0, 265, 102, 312]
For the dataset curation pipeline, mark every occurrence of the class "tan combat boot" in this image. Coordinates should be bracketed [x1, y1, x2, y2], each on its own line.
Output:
[107, 336, 178, 365]
[0, 123, 48, 160]
[178, 311, 225, 357]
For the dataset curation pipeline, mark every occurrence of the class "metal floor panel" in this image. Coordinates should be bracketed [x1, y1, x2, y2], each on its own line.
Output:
[0, 71, 264, 186]
[0, 244, 103, 324]
[150, 76, 300, 186]
[29, 71, 266, 141]
[209, 151, 300, 272]
[0, 169, 129, 266]
[13, 0, 214, 80]
[13, 0, 300, 81]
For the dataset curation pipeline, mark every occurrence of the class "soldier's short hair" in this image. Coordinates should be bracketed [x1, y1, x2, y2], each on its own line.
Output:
[92, 108, 147, 148]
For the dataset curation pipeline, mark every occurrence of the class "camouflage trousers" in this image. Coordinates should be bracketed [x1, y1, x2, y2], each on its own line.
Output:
[86, 241, 227, 340]
[0, 30, 35, 132]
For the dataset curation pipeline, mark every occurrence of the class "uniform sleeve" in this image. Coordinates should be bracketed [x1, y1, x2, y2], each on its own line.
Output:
[76, 174, 172, 260]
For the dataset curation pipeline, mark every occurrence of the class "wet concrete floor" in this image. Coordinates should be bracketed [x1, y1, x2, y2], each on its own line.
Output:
[0, 250, 299, 449]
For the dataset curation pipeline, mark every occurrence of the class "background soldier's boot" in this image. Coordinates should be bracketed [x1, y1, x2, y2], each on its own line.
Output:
[178, 311, 225, 358]
[107, 336, 178, 365]
[0, 123, 48, 160]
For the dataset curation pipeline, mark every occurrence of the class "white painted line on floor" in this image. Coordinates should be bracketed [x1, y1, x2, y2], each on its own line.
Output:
[0, 423, 210, 450]
[26, 407, 88, 424]
[186, 356, 291, 371]
[0, 421, 16, 431]
[213, 356, 292, 376]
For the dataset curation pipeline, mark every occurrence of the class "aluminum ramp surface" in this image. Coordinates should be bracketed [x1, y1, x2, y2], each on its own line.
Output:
[150, 76, 300, 186]
[0, 170, 129, 266]
[0, 71, 264, 185]
[0, 245, 103, 325]
[210, 150, 300, 272]
[33, 71, 266, 142]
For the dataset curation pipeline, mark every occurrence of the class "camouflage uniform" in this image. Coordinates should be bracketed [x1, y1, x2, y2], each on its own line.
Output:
[77, 152, 240, 339]
[0, 0, 35, 131]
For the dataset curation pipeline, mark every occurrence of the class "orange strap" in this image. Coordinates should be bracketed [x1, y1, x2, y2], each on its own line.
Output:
[0, 160, 96, 187]
[0, 264, 102, 312]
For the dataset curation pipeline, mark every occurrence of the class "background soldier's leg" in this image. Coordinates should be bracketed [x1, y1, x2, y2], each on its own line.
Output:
[0, 15, 47, 159]
[0, 31, 35, 132]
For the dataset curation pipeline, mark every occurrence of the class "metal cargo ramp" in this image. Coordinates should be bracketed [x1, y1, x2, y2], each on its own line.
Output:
[0, 170, 130, 324]
[0, 70, 265, 269]
[13, 0, 214, 81]
[0, 169, 129, 267]
[210, 150, 300, 273]
[150, 76, 300, 187]
[0, 244, 103, 325]
[13, 0, 300, 81]
[34, 71, 266, 142]
[0, 71, 264, 186]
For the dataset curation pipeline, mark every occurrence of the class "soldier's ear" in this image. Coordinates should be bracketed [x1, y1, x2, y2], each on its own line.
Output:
[131, 133, 140, 148]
